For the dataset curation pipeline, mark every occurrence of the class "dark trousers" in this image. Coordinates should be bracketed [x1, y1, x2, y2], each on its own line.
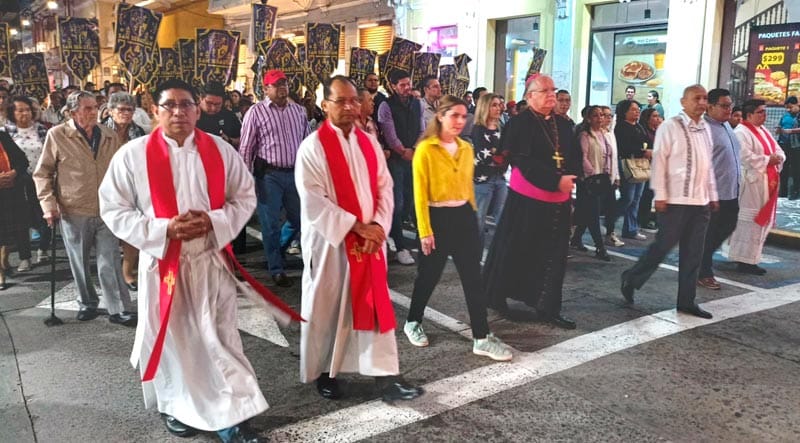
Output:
[407, 204, 489, 339]
[623, 204, 710, 308]
[638, 182, 655, 227]
[699, 199, 739, 278]
[388, 158, 414, 250]
[573, 181, 612, 250]
[780, 148, 800, 198]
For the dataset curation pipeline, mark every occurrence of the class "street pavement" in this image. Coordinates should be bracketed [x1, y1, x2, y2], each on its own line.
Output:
[1, 225, 799, 442]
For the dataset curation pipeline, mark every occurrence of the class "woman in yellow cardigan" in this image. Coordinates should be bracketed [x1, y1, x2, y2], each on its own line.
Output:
[403, 95, 512, 361]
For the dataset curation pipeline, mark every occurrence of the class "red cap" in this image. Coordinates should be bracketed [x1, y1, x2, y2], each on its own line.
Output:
[506, 100, 516, 109]
[263, 69, 287, 86]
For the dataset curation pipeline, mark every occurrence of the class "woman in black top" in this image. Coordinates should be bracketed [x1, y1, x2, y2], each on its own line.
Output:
[470, 93, 508, 247]
[0, 131, 29, 290]
[606, 99, 651, 241]
[637, 107, 662, 231]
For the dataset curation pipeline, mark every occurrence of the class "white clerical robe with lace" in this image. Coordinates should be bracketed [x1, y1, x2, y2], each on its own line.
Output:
[99, 131, 266, 431]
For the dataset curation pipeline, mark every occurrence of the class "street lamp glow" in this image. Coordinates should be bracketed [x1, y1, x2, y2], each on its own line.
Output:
[21, 19, 31, 27]
[9, 28, 18, 36]
[47, 1, 59, 10]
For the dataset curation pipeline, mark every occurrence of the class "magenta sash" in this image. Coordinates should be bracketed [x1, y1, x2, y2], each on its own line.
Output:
[509, 167, 570, 203]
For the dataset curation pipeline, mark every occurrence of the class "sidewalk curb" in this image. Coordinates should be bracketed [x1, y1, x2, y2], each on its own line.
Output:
[767, 229, 800, 249]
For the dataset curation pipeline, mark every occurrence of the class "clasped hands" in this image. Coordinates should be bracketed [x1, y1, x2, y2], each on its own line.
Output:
[351, 221, 385, 255]
[167, 210, 213, 241]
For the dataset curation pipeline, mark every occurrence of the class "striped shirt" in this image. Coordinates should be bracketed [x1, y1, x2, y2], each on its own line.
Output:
[239, 97, 310, 170]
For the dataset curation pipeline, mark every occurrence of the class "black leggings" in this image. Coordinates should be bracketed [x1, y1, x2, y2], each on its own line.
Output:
[407, 204, 489, 339]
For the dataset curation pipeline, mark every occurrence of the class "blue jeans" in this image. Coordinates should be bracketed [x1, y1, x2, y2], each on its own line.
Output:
[474, 175, 508, 246]
[388, 158, 413, 250]
[254, 170, 301, 275]
[606, 179, 645, 237]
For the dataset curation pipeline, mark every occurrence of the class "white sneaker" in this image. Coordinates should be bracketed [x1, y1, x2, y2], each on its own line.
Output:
[396, 249, 415, 265]
[473, 334, 512, 361]
[404, 321, 429, 347]
[387, 237, 397, 252]
[36, 249, 49, 264]
[633, 233, 647, 240]
[17, 259, 31, 272]
[605, 233, 625, 247]
[286, 240, 301, 255]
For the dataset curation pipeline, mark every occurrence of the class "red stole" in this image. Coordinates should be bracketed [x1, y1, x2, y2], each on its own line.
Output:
[317, 120, 395, 333]
[740, 121, 780, 227]
[143, 127, 302, 382]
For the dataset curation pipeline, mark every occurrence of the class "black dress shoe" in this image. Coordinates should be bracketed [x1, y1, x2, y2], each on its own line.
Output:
[499, 307, 540, 322]
[547, 315, 577, 330]
[109, 312, 137, 327]
[594, 250, 612, 262]
[316, 373, 343, 400]
[620, 271, 635, 304]
[272, 272, 292, 287]
[126, 281, 138, 291]
[219, 422, 266, 443]
[381, 381, 424, 402]
[736, 262, 767, 275]
[677, 304, 713, 319]
[161, 413, 198, 438]
[76, 308, 99, 321]
[570, 241, 589, 252]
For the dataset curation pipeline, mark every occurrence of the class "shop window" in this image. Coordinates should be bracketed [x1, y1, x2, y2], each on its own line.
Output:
[586, 0, 668, 107]
[494, 15, 540, 102]
[426, 25, 458, 58]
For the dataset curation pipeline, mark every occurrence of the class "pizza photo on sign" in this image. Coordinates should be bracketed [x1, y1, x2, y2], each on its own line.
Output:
[619, 61, 655, 83]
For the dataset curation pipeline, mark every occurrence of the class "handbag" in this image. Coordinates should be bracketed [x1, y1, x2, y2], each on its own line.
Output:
[621, 157, 651, 183]
[583, 173, 611, 197]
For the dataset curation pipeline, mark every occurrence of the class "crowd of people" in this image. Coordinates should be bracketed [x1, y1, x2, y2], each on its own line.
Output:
[0, 68, 790, 443]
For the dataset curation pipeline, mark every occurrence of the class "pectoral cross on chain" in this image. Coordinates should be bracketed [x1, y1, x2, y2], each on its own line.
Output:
[163, 271, 176, 296]
[552, 151, 565, 169]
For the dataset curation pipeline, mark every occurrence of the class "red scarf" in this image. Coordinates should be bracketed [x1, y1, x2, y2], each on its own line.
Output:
[317, 120, 395, 333]
[740, 121, 780, 227]
[142, 127, 302, 382]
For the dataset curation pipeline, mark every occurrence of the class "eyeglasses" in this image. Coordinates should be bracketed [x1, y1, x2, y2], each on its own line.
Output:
[327, 98, 361, 107]
[159, 101, 197, 112]
[113, 106, 135, 113]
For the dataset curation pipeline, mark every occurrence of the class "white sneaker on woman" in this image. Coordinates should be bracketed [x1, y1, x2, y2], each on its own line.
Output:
[473, 334, 513, 361]
[605, 233, 625, 247]
[396, 249, 415, 265]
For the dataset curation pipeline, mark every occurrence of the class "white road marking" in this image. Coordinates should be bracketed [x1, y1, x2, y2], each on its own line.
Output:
[268, 282, 800, 442]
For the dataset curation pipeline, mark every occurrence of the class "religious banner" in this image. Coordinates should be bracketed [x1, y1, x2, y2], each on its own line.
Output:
[383, 37, 422, 90]
[10, 53, 48, 102]
[306, 23, 342, 84]
[250, 3, 278, 53]
[0, 23, 10, 78]
[57, 17, 100, 81]
[296, 43, 307, 65]
[156, 48, 182, 86]
[378, 51, 389, 89]
[349, 47, 377, 89]
[137, 50, 160, 86]
[176, 38, 196, 86]
[195, 28, 241, 85]
[251, 55, 265, 101]
[114, 4, 162, 83]
[259, 38, 305, 95]
[412, 52, 441, 90]
[453, 53, 472, 99]
[438, 64, 458, 96]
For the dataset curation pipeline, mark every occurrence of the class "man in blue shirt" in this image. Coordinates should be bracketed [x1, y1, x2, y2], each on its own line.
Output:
[777, 96, 800, 199]
[698, 88, 740, 290]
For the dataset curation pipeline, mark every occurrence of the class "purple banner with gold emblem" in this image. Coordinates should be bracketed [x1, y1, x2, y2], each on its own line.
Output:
[251, 4, 278, 53]
[306, 23, 342, 84]
[196, 28, 240, 86]
[114, 4, 162, 83]
[176, 38, 196, 86]
[58, 17, 100, 81]
[0, 23, 10, 78]
[11, 53, 49, 102]
[259, 38, 305, 95]
[412, 52, 441, 91]
[384, 37, 421, 91]
[156, 48, 181, 86]
[350, 47, 377, 89]
[453, 53, 472, 99]
[438, 64, 457, 96]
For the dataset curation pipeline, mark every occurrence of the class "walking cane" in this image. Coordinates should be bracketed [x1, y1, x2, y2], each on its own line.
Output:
[44, 221, 63, 327]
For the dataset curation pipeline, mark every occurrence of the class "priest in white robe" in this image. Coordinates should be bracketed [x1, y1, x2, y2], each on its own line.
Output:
[728, 99, 785, 275]
[296, 76, 423, 402]
[99, 79, 268, 443]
